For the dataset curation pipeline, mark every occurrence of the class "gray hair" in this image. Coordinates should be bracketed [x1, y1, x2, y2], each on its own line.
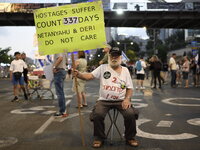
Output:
[105, 44, 112, 50]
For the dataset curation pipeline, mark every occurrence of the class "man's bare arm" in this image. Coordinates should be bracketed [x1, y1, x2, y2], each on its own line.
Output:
[54, 57, 63, 68]
[76, 72, 94, 81]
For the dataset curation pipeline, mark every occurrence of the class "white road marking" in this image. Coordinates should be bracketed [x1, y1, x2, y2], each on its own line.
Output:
[11, 106, 55, 115]
[0, 137, 18, 148]
[131, 99, 143, 102]
[137, 119, 198, 140]
[187, 118, 200, 126]
[165, 114, 173, 116]
[162, 98, 200, 107]
[35, 110, 91, 134]
[41, 111, 56, 115]
[34, 116, 55, 135]
[11, 109, 36, 114]
[131, 102, 148, 108]
[58, 110, 92, 122]
[156, 121, 173, 127]
[54, 95, 73, 99]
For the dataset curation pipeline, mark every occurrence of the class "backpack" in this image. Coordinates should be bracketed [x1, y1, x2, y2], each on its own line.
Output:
[136, 61, 142, 71]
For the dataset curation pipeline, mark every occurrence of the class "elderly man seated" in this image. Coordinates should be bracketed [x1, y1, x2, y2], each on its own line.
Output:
[75, 47, 139, 148]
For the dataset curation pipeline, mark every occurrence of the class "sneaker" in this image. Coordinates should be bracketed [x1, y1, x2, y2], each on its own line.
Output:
[141, 87, 145, 90]
[135, 86, 138, 89]
[11, 96, 19, 102]
[54, 112, 68, 117]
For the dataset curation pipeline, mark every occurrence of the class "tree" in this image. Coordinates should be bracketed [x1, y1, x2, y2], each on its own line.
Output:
[0, 47, 13, 65]
[126, 50, 136, 63]
[165, 30, 186, 51]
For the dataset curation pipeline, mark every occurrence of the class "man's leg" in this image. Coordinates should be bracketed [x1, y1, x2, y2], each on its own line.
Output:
[19, 77, 28, 100]
[173, 70, 177, 86]
[13, 85, 18, 97]
[54, 70, 66, 113]
[93, 101, 110, 141]
[117, 104, 137, 140]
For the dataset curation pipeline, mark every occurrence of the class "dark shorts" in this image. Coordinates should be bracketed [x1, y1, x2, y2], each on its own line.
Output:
[182, 72, 189, 80]
[137, 74, 145, 80]
[12, 75, 24, 85]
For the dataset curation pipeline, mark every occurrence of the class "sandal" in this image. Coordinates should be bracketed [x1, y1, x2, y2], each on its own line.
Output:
[76, 105, 83, 108]
[126, 139, 139, 147]
[92, 140, 103, 148]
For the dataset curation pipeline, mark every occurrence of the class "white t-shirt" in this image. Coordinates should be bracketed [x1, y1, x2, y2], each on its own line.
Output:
[169, 57, 176, 70]
[136, 60, 146, 74]
[91, 64, 133, 101]
[54, 53, 67, 69]
[9, 59, 27, 73]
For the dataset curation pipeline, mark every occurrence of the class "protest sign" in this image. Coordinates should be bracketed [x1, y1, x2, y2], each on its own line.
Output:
[34, 1, 106, 55]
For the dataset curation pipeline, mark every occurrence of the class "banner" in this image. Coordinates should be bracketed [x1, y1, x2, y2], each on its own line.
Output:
[34, 1, 106, 55]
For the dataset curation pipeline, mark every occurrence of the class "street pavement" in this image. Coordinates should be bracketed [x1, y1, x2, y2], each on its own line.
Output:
[0, 77, 200, 150]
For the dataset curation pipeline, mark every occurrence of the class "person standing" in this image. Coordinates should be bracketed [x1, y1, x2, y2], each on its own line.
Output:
[190, 57, 197, 87]
[99, 44, 111, 65]
[182, 56, 190, 88]
[162, 62, 169, 83]
[149, 56, 155, 87]
[135, 56, 146, 89]
[53, 53, 68, 117]
[73, 51, 87, 108]
[169, 53, 177, 88]
[21, 53, 29, 95]
[9, 52, 28, 102]
[152, 55, 162, 89]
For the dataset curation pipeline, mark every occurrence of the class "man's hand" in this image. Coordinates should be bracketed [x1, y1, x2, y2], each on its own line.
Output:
[53, 68, 58, 73]
[122, 99, 132, 110]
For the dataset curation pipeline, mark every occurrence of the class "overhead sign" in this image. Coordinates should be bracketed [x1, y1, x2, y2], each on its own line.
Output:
[34, 1, 106, 55]
[0, 0, 71, 3]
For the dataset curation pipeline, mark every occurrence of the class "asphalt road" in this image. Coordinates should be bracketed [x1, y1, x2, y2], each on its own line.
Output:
[0, 78, 200, 150]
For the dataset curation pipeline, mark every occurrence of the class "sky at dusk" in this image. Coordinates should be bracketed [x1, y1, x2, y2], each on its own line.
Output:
[0, 26, 149, 59]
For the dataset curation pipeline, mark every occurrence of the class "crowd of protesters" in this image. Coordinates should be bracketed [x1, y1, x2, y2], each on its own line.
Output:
[131, 53, 200, 89]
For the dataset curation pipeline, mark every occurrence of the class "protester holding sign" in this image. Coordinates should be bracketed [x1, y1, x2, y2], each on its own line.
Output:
[34, 1, 106, 55]
[74, 47, 139, 148]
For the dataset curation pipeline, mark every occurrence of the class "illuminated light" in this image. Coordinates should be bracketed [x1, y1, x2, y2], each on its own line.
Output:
[130, 42, 133, 45]
[143, 26, 147, 30]
[116, 9, 124, 15]
[117, 42, 120, 45]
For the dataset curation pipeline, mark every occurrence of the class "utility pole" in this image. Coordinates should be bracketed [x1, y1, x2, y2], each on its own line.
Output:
[153, 29, 157, 54]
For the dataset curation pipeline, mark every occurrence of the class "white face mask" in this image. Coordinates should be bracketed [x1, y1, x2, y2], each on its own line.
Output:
[108, 55, 122, 69]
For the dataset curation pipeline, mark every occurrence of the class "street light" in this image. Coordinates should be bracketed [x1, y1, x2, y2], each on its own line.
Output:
[116, 9, 124, 15]
[117, 42, 134, 54]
